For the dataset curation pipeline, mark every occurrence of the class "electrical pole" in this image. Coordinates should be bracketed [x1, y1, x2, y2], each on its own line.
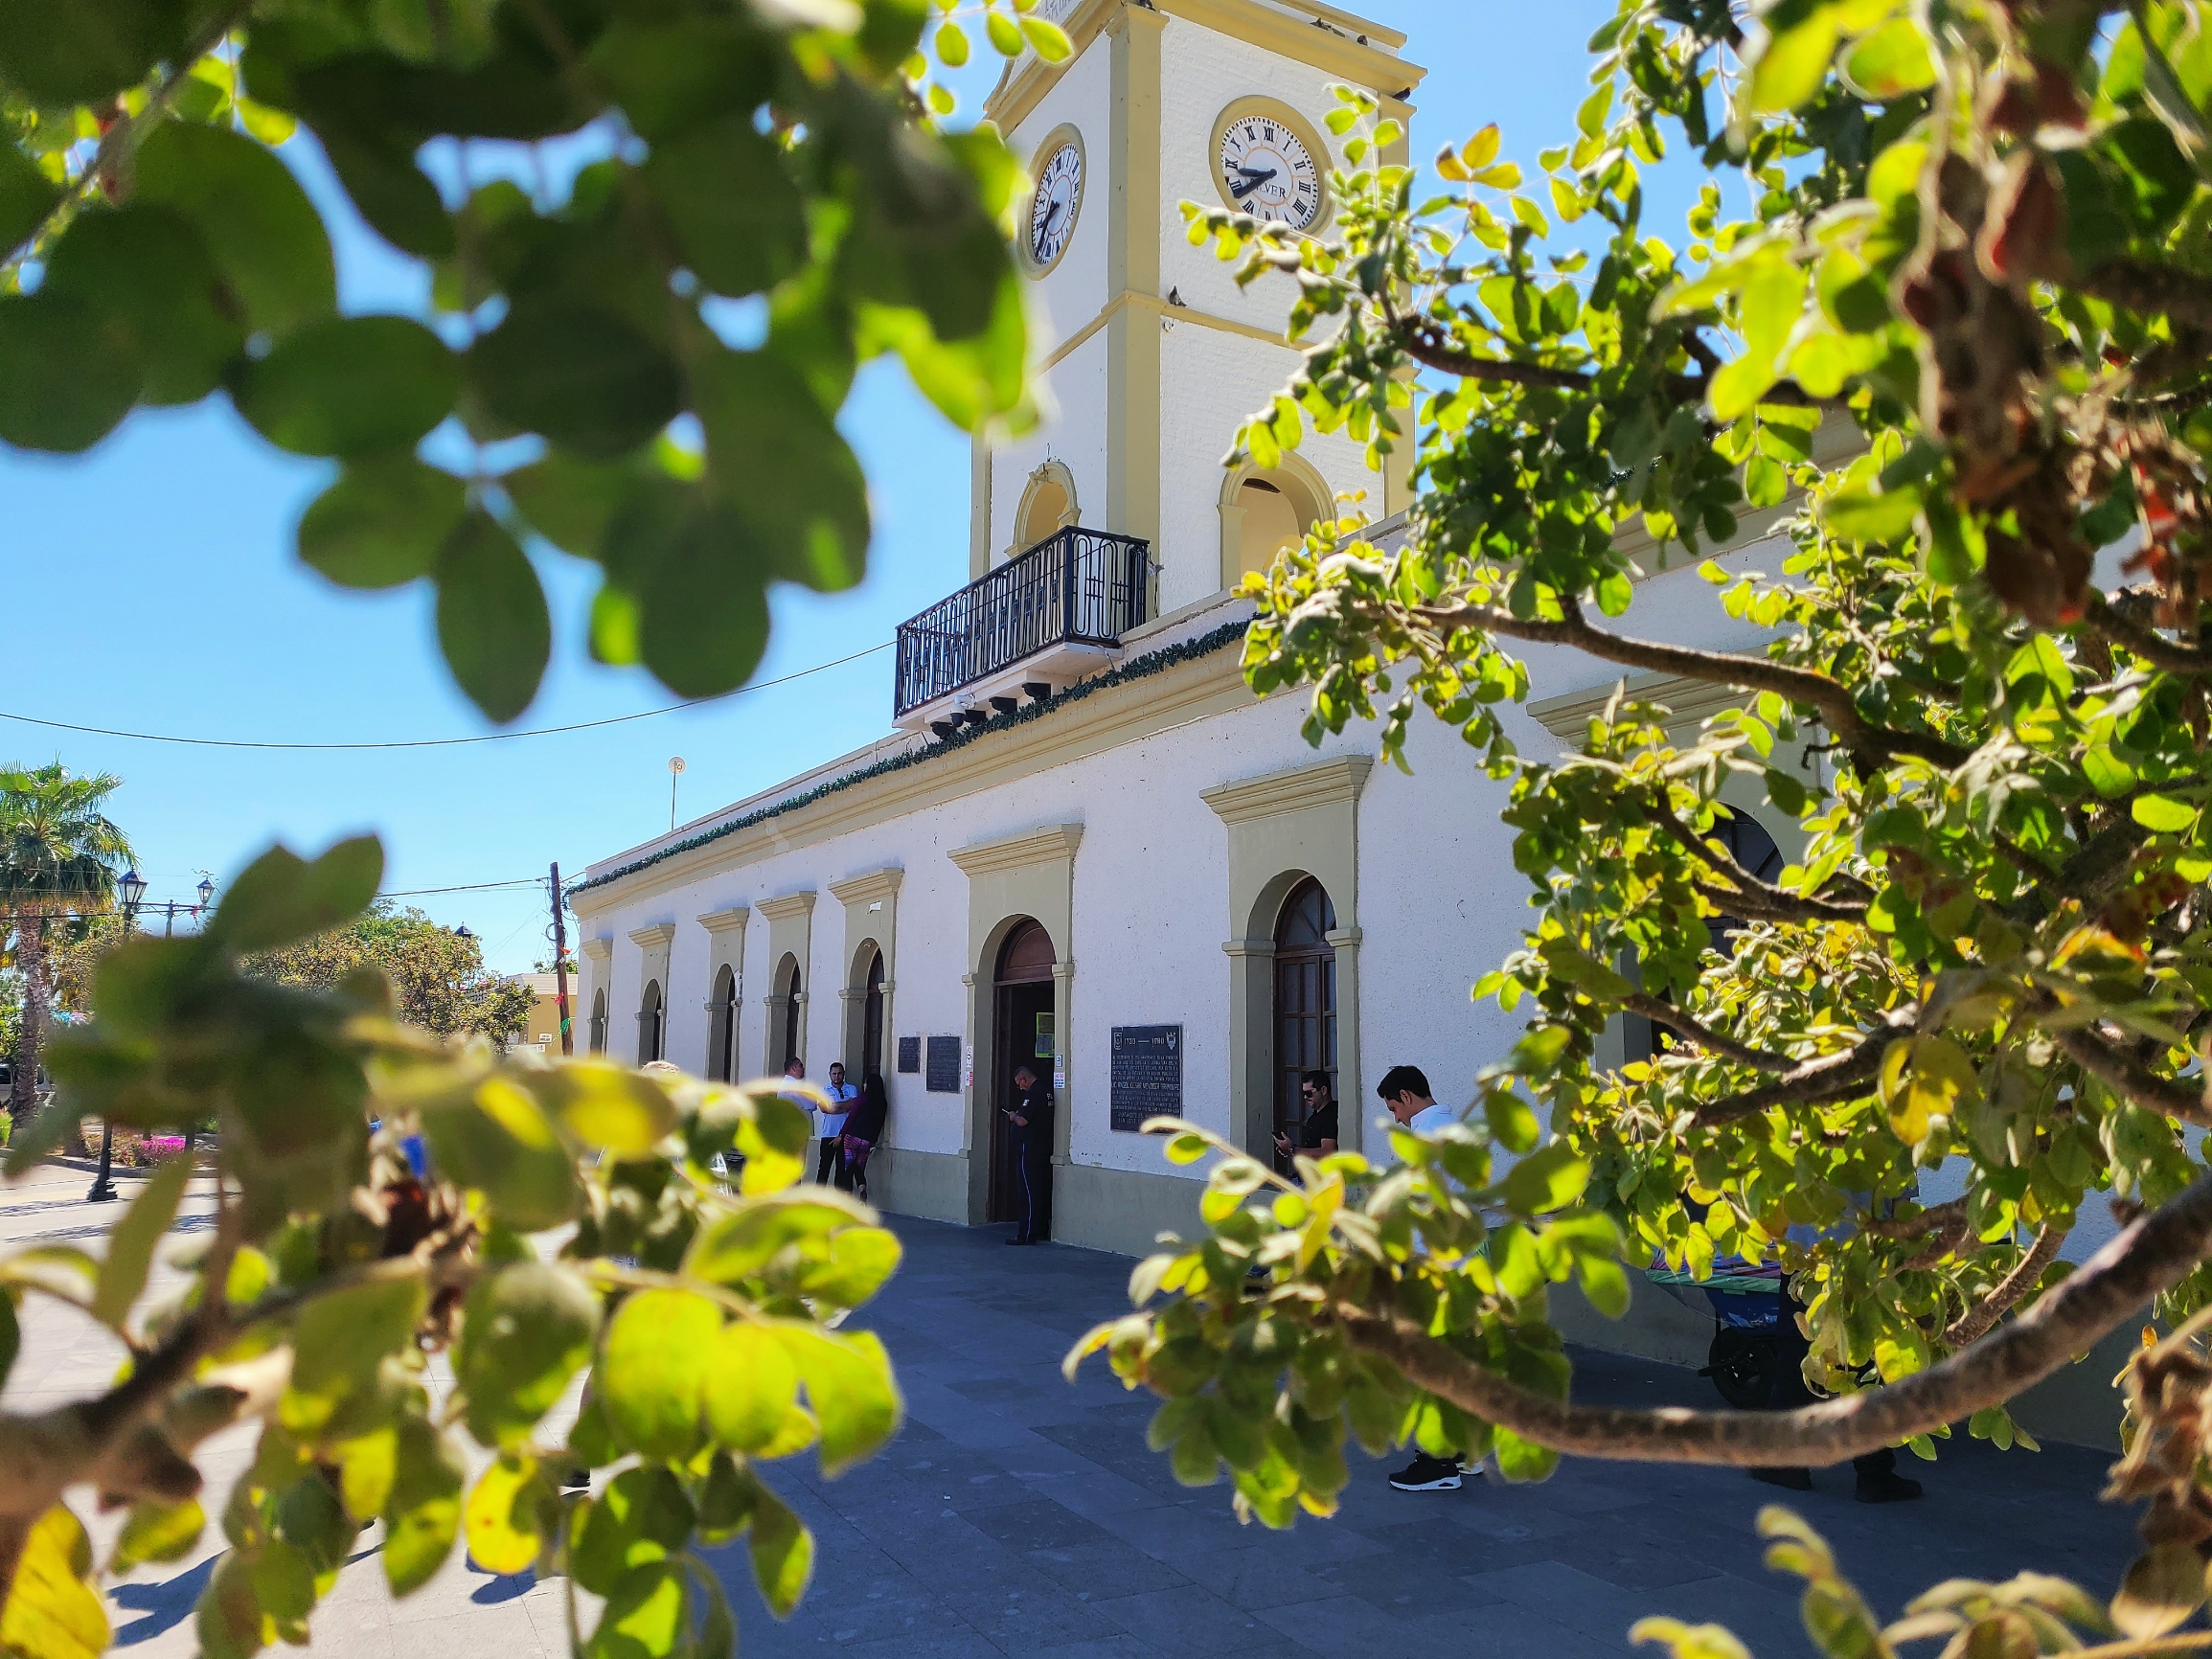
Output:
[550, 862, 574, 1057]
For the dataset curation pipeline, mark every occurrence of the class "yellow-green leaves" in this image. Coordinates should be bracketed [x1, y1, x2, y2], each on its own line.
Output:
[1502, 1142, 1591, 1217]
[1839, 17, 1934, 99]
[463, 1454, 557, 1577]
[1759, 1506, 1895, 1659]
[571, 1466, 695, 1597]
[455, 1262, 601, 1448]
[535, 1061, 679, 1156]
[1878, 1035, 1978, 1148]
[703, 1324, 801, 1453]
[746, 1486, 814, 1617]
[382, 1416, 465, 1596]
[2112, 1541, 2206, 1638]
[1630, 1618, 1754, 1659]
[208, 836, 384, 957]
[91, 1151, 192, 1330]
[418, 1075, 578, 1232]
[601, 1288, 722, 1460]
[0, 1506, 107, 1659]
[777, 1327, 903, 1476]
[282, 1270, 427, 1442]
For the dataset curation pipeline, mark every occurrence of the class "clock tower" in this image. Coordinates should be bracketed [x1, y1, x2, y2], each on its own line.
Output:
[975, 0, 1424, 617]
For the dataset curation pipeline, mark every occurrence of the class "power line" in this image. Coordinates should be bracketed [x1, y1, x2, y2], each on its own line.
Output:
[0, 642, 892, 753]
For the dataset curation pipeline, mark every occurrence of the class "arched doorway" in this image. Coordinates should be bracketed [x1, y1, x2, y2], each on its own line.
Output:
[859, 947, 885, 1079]
[638, 979, 664, 1065]
[773, 956, 803, 1072]
[1014, 461, 1078, 556]
[589, 988, 607, 1055]
[1272, 876, 1336, 1163]
[1221, 457, 1330, 586]
[707, 964, 737, 1081]
[990, 918, 1056, 1223]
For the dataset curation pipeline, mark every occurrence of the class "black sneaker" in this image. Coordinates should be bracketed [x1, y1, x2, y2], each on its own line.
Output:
[1855, 1467, 1923, 1503]
[1388, 1453, 1465, 1491]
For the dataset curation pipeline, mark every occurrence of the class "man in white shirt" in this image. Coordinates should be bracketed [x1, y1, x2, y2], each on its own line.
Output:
[817, 1060, 859, 1187]
[1374, 1063, 1480, 1494]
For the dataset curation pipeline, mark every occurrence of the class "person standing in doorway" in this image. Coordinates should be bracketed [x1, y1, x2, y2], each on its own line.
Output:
[1005, 1061, 1054, 1245]
[1272, 1069, 1339, 1163]
[842, 1071, 889, 1201]
[1375, 1064, 1478, 1493]
[818, 1060, 858, 1186]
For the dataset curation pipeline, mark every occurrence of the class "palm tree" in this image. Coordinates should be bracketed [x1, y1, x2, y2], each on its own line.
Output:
[0, 764, 132, 1125]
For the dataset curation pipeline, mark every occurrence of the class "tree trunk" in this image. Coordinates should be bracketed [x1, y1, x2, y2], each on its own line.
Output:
[10, 917, 47, 1126]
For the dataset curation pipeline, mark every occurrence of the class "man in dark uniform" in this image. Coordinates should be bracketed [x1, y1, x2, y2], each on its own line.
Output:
[1006, 1061, 1054, 1245]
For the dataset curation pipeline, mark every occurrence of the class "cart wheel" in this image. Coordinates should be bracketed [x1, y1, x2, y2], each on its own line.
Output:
[1703, 1329, 1778, 1409]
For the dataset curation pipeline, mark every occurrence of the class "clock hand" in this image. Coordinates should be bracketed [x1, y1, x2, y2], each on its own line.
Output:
[1229, 169, 1277, 199]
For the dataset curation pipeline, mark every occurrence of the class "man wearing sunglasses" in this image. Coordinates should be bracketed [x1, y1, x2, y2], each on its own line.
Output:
[1271, 1069, 1339, 1163]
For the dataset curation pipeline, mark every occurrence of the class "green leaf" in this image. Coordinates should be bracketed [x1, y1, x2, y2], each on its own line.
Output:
[316, 128, 455, 260]
[746, 1487, 813, 1617]
[283, 1271, 427, 1440]
[1630, 1617, 1754, 1659]
[502, 453, 638, 558]
[2132, 794, 2197, 833]
[1576, 1255, 1631, 1319]
[231, 314, 460, 458]
[382, 1416, 464, 1596]
[109, 1498, 204, 1574]
[467, 298, 682, 460]
[702, 1323, 800, 1454]
[2113, 1542, 2205, 1638]
[1021, 17, 1073, 60]
[528, 1061, 678, 1156]
[1484, 1091, 1541, 1153]
[587, 1560, 688, 1659]
[776, 1325, 902, 1476]
[0, 1505, 106, 1659]
[0, 0, 188, 104]
[0, 143, 60, 260]
[1749, 9, 1840, 114]
[419, 1077, 578, 1232]
[2082, 745, 2138, 800]
[40, 205, 243, 406]
[90, 1152, 191, 1330]
[210, 836, 384, 955]
[685, 1191, 872, 1285]
[600, 1288, 721, 1461]
[455, 1261, 600, 1448]
[570, 1466, 695, 1598]
[1841, 17, 1935, 99]
[0, 294, 141, 454]
[635, 504, 774, 699]
[1492, 1427, 1561, 1482]
[1502, 1142, 1589, 1216]
[435, 511, 551, 723]
[645, 114, 807, 299]
[695, 348, 872, 590]
[298, 455, 468, 590]
[133, 120, 336, 340]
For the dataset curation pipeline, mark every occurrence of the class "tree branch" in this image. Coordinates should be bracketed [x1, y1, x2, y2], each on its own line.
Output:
[1649, 796, 1868, 923]
[1395, 322, 1595, 392]
[1417, 600, 1973, 770]
[2085, 590, 2212, 676]
[2081, 256, 2212, 338]
[1859, 1196, 1968, 1239]
[1943, 1225, 2066, 1349]
[2048, 1017, 2212, 1128]
[1621, 991, 1795, 1072]
[1684, 1012, 1910, 1127]
[1333, 1165, 2212, 1466]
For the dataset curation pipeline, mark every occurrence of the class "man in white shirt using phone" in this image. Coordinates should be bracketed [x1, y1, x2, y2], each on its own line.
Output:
[817, 1060, 859, 1187]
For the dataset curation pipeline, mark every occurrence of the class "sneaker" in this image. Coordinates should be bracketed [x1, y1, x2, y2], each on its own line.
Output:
[1388, 1453, 1464, 1491]
[1855, 1468, 1924, 1504]
[1750, 1467, 1813, 1491]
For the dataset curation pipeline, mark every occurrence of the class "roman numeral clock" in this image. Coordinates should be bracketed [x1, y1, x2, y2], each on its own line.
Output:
[1211, 97, 1330, 233]
[1022, 125, 1084, 275]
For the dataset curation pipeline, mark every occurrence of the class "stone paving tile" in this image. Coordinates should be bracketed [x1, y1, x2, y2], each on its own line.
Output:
[0, 1170, 2144, 1659]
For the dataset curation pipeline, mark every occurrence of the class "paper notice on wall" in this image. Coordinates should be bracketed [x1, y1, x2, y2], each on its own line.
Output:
[963, 1044, 973, 1090]
[1053, 1064, 1066, 1090]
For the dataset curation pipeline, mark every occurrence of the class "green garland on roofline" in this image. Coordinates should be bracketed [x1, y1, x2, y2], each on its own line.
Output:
[568, 617, 1253, 901]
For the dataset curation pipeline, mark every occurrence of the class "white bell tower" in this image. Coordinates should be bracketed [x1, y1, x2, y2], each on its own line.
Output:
[976, 0, 1424, 617]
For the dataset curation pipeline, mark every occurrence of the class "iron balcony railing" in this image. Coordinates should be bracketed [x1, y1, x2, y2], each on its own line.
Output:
[894, 525, 1151, 717]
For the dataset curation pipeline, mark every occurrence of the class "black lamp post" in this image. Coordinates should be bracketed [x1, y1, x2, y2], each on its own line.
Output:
[87, 867, 147, 1202]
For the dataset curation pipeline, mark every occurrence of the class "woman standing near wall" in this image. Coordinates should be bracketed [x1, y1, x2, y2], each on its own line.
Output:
[844, 1071, 889, 1201]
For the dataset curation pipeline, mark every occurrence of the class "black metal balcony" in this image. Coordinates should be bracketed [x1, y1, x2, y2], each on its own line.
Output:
[894, 526, 1151, 718]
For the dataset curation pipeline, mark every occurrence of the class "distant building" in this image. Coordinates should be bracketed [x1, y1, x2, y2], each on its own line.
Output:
[504, 973, 572, 1055]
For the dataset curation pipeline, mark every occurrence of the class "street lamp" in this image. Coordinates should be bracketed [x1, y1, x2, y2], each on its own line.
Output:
[196, 875, 215, 910]
[88, 869, 147, 1202]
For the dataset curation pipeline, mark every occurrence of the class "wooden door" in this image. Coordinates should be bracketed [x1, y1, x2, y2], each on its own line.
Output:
[990, 920, 1055, 1222]
[1272, 878, 1336, 1157]
[862, 950, 885, 1079]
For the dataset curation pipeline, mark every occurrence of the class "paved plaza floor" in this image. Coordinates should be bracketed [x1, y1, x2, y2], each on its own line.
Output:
[0, 1165, 2145, 1658]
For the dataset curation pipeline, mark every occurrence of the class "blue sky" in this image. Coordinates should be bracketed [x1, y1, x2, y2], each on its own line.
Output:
[0, 3, 1654, 973]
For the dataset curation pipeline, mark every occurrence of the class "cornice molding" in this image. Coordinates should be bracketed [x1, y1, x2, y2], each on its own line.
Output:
[757, 892, 817, 921]
[1201, 754, 1374, 826]
[627, 923, 676, 950]
[1525, 671, 1748, 742]
[948, 823, 1085, 876]
[696, 905, 750, 935]
[571, 638, 1249, 913]
[581, 937, 612, 962]
[828, 868, 905, 907]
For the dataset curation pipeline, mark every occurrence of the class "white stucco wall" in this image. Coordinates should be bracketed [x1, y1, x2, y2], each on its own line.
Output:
[1008, 39, 1113, 352]
[989, 330, 1110, 562]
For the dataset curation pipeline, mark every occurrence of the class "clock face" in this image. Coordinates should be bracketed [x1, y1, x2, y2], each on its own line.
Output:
[1219, 111, 1323, 231]
[1027, 140, 1083, 272]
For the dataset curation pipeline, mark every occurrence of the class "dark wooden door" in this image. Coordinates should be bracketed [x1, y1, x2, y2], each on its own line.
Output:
[861, 950, 885, 1079]
[1272, 878, 1336, 1158]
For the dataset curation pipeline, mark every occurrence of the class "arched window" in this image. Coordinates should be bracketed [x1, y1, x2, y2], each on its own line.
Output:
[589, 988, 607, 1055]
[1272, 877, 1337, 1157]
[860, 947, 885, 1079]
[1221, 459, 1330, 588]
[638, 979, 664, 1066]
[707, 964, 737, 1082]
[780, 957, 803, 1072]
[1014, 461, 1079, 556]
